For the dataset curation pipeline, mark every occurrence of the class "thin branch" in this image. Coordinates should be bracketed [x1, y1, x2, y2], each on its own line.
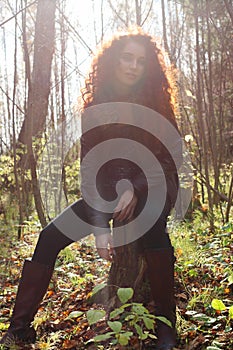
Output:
[56, 4, 94, 55]
[223, 0, 233, 25]
[0, 136, 11, 151]
[0, 86, 25, 114]
[0, 0, 37, 27]
[101, 0, 104, 42]
[193, 164, 230, 203]
[141, 0, 153, 26]
[225, 172, 233, 222]
[107, 0, 128, 27]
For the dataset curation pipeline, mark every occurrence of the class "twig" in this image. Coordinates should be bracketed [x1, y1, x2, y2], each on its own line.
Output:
[0, 0, 38, 27]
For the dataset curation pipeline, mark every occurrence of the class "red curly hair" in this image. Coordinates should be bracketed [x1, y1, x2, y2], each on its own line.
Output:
[81, 28, 178, 126]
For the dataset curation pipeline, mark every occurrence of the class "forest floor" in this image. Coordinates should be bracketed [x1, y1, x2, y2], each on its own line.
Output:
[0, 212, 232, 350]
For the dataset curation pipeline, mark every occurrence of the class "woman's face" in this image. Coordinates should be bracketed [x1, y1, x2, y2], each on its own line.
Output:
[113, 40, 146, 94]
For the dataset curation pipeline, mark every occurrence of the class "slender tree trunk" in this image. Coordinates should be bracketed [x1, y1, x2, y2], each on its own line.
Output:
[21, 0, 56, 227]
[12, 1, 25, 239]
[161, 0, 170, 59]
[225, 173, 233, 222]
[100, 0, 104, 42]
[18, 0, 56, 145]
[194, 1, 214, 230]
[161, 0, 177, 66]
[206, 0, 220, 205]
[59, 0, 67, 213]
[135, 0, 141, 26]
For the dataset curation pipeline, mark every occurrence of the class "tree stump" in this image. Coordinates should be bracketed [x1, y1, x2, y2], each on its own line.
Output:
[93, 240, 151, 310]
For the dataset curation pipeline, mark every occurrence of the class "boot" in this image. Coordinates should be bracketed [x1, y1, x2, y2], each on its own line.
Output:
[144, 248, 177, 350]
[0, 259, 53, 347]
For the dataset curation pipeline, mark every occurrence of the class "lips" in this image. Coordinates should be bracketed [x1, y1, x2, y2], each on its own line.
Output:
[125, 73, 137, 80]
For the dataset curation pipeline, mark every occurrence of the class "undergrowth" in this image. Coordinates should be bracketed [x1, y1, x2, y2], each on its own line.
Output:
[0, 209, 232, 349]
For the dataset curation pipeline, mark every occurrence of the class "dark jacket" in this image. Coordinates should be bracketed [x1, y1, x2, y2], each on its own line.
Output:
[80, 103, 182, 235]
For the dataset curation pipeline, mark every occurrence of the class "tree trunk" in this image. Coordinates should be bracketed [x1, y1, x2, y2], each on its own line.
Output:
[109, 242, 150, 299]
[194, 1, 214, 230]
[94, 240, 151, 309]
[21, 0, 56, 227]
[18, 0, 56, 146]
[12, 1, 25, 239]
[135, 0, 141, 26]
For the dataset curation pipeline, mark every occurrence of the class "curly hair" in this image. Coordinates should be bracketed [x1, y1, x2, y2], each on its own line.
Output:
[81, 28, 178, 125]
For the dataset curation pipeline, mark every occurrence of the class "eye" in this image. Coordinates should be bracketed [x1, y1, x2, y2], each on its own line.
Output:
[119, 53, 146, 67]
[120, 53, 133, 63]
[137, 58, 146, 67]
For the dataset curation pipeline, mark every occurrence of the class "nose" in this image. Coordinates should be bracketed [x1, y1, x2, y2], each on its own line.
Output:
[129, 59, 137, 69]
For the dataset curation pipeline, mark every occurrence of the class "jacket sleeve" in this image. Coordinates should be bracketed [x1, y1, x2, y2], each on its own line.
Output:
[131, 127, 183, 207]
[80, 126, 111, 236]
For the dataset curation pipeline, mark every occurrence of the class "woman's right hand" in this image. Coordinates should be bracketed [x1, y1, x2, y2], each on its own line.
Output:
[113, 189, 138, 222]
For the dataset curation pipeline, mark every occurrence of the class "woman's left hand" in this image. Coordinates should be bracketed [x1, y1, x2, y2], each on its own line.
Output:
[113, 189, 138, 222]
[95, 233, 114, 261]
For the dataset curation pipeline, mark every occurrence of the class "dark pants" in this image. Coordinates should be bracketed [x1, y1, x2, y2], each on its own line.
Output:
[32, 198, 172, 267]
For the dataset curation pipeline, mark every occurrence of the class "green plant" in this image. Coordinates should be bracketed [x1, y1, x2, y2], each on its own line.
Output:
[88, 286, 159, 347]
[58, 247, 77, 263]
[68, 286, 171, 348]
[185, 297, 233, 335]
[211, 298, 233, 332]
[187, 288, 213, 309]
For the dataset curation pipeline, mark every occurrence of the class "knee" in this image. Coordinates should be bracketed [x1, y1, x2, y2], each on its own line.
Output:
[38, 223, 58, 243]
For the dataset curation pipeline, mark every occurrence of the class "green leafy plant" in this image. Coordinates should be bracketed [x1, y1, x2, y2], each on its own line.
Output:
[185, 298, 233, 334]
[82, 286, 171, 347]
[211, 298, 233, 332]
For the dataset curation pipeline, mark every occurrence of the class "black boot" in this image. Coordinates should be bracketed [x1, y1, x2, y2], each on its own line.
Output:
[0, 260, 53, 347]
[144, 248, 177, 350]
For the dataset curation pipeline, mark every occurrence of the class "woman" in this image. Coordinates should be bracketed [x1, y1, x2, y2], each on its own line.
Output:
[1, 29, 181, 350]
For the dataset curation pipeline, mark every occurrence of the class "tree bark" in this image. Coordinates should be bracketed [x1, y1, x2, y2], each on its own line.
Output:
[108, 242, 150, 302]
[94, 239, 151, 309]
[20, 0, 56, 227]
[194, 1, 214, 230]
[18, 0, 56, 146]
[135, 0, 141, 26]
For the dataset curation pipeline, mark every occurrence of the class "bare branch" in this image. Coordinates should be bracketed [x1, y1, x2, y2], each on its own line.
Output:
[107, 0, 128, 27]
[141, 0, 153, 26]
[224, 0, 233, 25]
[0, 0, 37, 27]
[56, 4, 94, 55]
[0, 85, 25, 114]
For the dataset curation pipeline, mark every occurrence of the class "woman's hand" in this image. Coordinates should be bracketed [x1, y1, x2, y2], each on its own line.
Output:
[113, 189, 138, 222]
[95, 233, 114, 261]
